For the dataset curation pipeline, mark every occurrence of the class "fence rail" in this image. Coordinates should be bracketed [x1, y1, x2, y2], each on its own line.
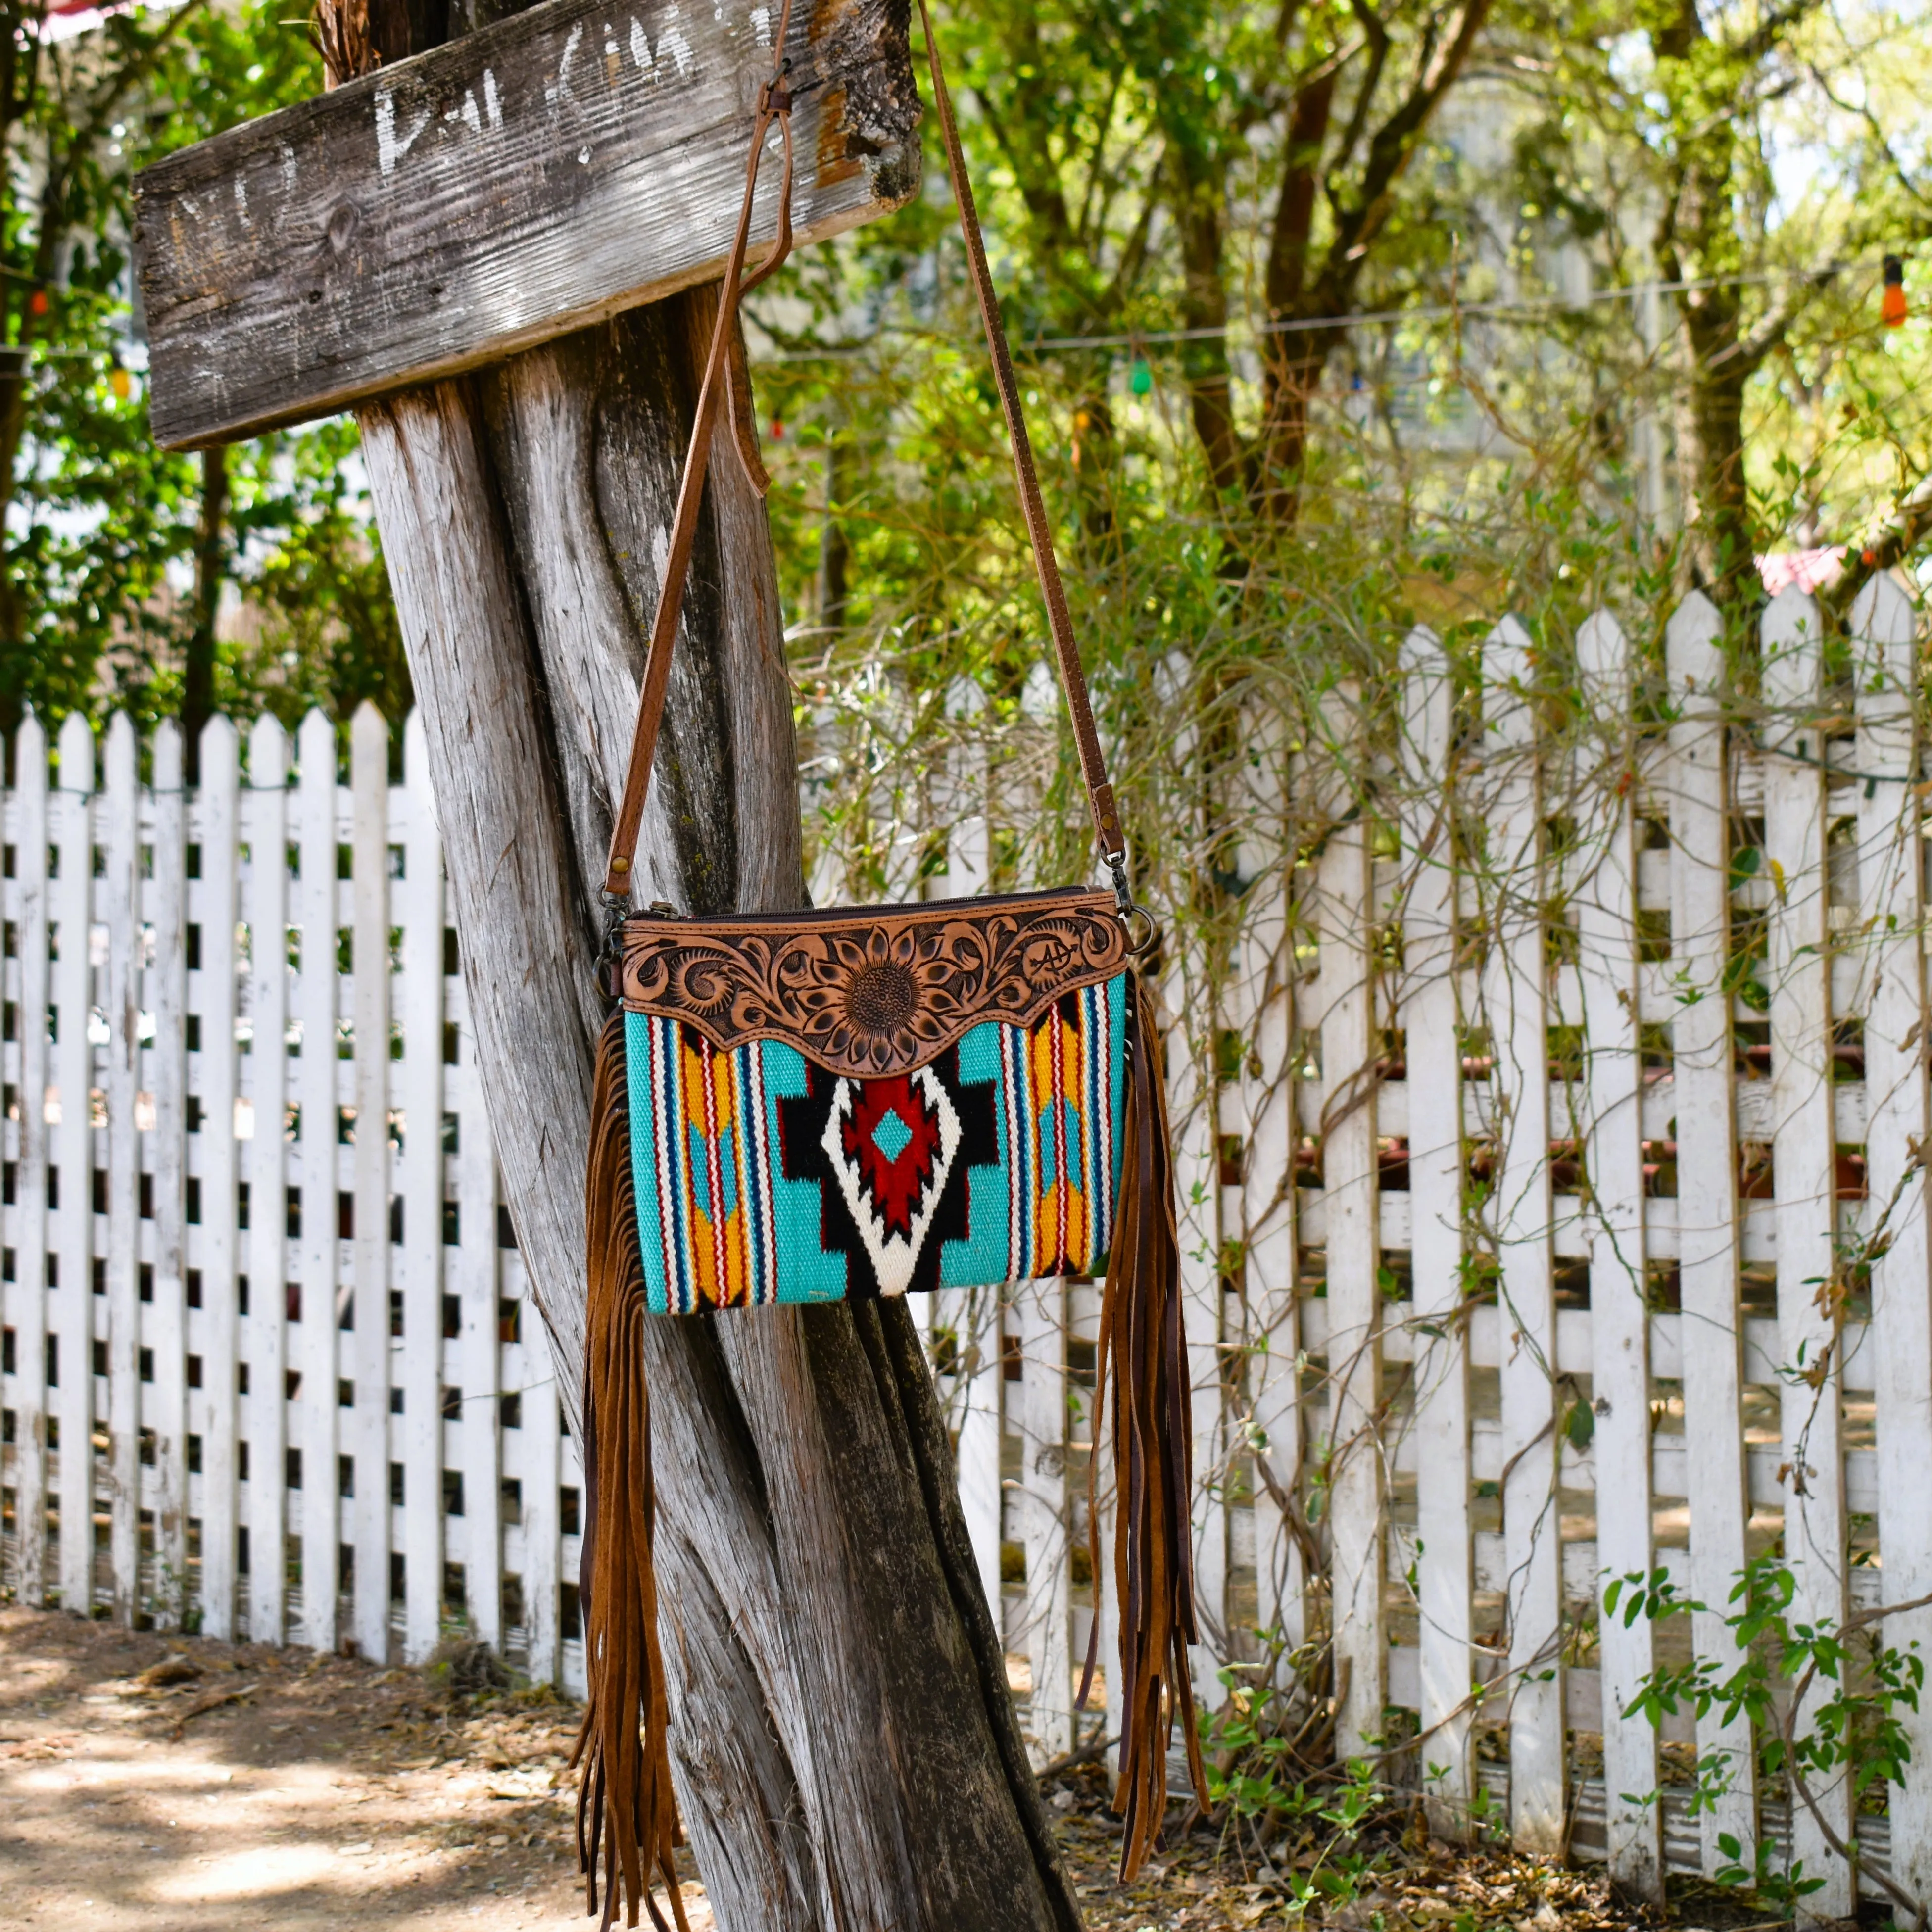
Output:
[3, 576, 1931, 1908]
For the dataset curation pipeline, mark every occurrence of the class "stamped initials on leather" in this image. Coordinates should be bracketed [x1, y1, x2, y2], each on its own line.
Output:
[620, 887, 1127, 1078]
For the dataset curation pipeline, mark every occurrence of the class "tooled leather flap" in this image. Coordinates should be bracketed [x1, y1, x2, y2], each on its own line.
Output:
[621, 888, 1127, 1078]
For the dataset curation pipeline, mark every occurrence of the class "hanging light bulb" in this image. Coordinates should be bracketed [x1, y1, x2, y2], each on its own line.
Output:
[28, 288, 47, 317]
[109, 362, 131, 401]
[1129, 357, 1152, 396]
[1883, 255, 1907, 329]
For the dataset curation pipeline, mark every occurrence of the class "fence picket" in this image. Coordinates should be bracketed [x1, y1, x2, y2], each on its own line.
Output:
[1481, 617, 1564, 1852]
[349, 705, 392, 1659]
[149, 723, 189, 1625]
[938, 682, 1004, 1630]
[9, 712, 51, 1607]
[394, 719, 445, 1664]
[1316, 690, 1384, 1759]
[52, 713, 95, 1615]
[1234, 712, 1303, 1671]
[103, 716, 141, 1623]
[1398, 626, 1474, 1834]
[1172, 963, 1227, 1718]
[1853, 573, 1932, 1901]
[1762, 589, 1852, 1920]
[193, 717, 242, 1639]
[293, 710, 340, 1651]
[1015, 1272, 1071, 1759]
[521, 1256, 563, 1688]
[1664, 593, 1757, 1874]
[1575, 610, 1660, 1899]
[245, 715, 290, 1644]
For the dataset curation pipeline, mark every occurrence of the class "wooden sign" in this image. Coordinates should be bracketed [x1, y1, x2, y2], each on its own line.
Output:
[132, 0, 918, 449]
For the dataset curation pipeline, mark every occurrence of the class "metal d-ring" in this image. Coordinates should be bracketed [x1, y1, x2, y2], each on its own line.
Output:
[1107, 853, 1159, 956]
[1119, 902, 1160, 957]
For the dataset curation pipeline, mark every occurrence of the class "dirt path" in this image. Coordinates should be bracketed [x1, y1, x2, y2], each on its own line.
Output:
[2, 1606, 1674, 1932]
[0, 1607, 698, 1931]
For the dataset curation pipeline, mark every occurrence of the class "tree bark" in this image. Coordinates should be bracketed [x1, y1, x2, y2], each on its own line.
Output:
[1674, 290, 1755, 601]
[183, 443, 227, 781]
[358, 275, 1085, 1932]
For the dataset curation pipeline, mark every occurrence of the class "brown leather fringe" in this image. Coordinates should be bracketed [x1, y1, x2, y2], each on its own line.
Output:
[571, 1009, 690, 1932]
[1089, 968, 1208, 1880]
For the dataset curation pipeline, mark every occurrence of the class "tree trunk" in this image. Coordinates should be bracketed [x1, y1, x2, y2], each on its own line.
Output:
[183, 443, 227, 781]
[1255, 330, 1341, 524]
[1676, 289, 1756, 603]
[817, 430, 849, 631]
[358, 272, 1085, 1932]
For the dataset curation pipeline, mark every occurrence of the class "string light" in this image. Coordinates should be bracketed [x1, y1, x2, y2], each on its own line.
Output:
[750, 255, 1905, 365]
[1883, 255, 1906, 329]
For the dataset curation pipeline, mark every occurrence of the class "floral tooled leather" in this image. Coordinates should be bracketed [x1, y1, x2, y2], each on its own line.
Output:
[620, 888, 1126, 1078]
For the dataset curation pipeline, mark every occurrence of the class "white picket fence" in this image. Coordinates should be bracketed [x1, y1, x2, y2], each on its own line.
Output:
[0, 706, 584, 1690]
[3, 577, 1932, 1908]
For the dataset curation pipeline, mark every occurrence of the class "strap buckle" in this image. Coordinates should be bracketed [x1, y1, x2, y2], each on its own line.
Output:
[1108, 853, 1159, 957]
[595, 893, 629, 1003]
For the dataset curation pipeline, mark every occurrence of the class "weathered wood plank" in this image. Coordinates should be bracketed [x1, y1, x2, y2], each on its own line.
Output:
[132, 0, 920, 449]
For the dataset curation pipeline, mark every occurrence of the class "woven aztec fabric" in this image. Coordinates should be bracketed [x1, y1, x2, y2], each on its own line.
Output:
[627, 974, 1128, 1313]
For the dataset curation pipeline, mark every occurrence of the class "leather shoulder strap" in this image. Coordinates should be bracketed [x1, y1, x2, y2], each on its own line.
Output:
[601, 3, 1124, 901]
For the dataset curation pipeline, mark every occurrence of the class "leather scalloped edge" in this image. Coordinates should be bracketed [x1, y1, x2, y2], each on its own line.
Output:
[619, 889, 1127, 1080]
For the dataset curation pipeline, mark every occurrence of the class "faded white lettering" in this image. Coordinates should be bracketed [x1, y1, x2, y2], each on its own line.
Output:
[374, 87, 433, 178]
[546, 21, 585, 105]
[658, 7, 692, 75]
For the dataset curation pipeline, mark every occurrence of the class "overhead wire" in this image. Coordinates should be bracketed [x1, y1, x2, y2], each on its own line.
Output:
[746, 255, 1888, 364]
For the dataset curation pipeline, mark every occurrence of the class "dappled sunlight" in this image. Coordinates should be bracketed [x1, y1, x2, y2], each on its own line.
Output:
[146, 1840, 342, 1902]
[0, 1608, 611, 1930]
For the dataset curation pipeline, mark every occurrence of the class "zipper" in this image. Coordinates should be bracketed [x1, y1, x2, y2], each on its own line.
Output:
[622, 884, 1108, 928]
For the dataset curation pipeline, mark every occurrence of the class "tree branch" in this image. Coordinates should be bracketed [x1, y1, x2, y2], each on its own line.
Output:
[1263, 69, 1338, 315]
[1319, 0, 1493, 303]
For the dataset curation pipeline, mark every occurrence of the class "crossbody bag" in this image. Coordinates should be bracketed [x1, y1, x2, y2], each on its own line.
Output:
[573, 7, 1203, 1923]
